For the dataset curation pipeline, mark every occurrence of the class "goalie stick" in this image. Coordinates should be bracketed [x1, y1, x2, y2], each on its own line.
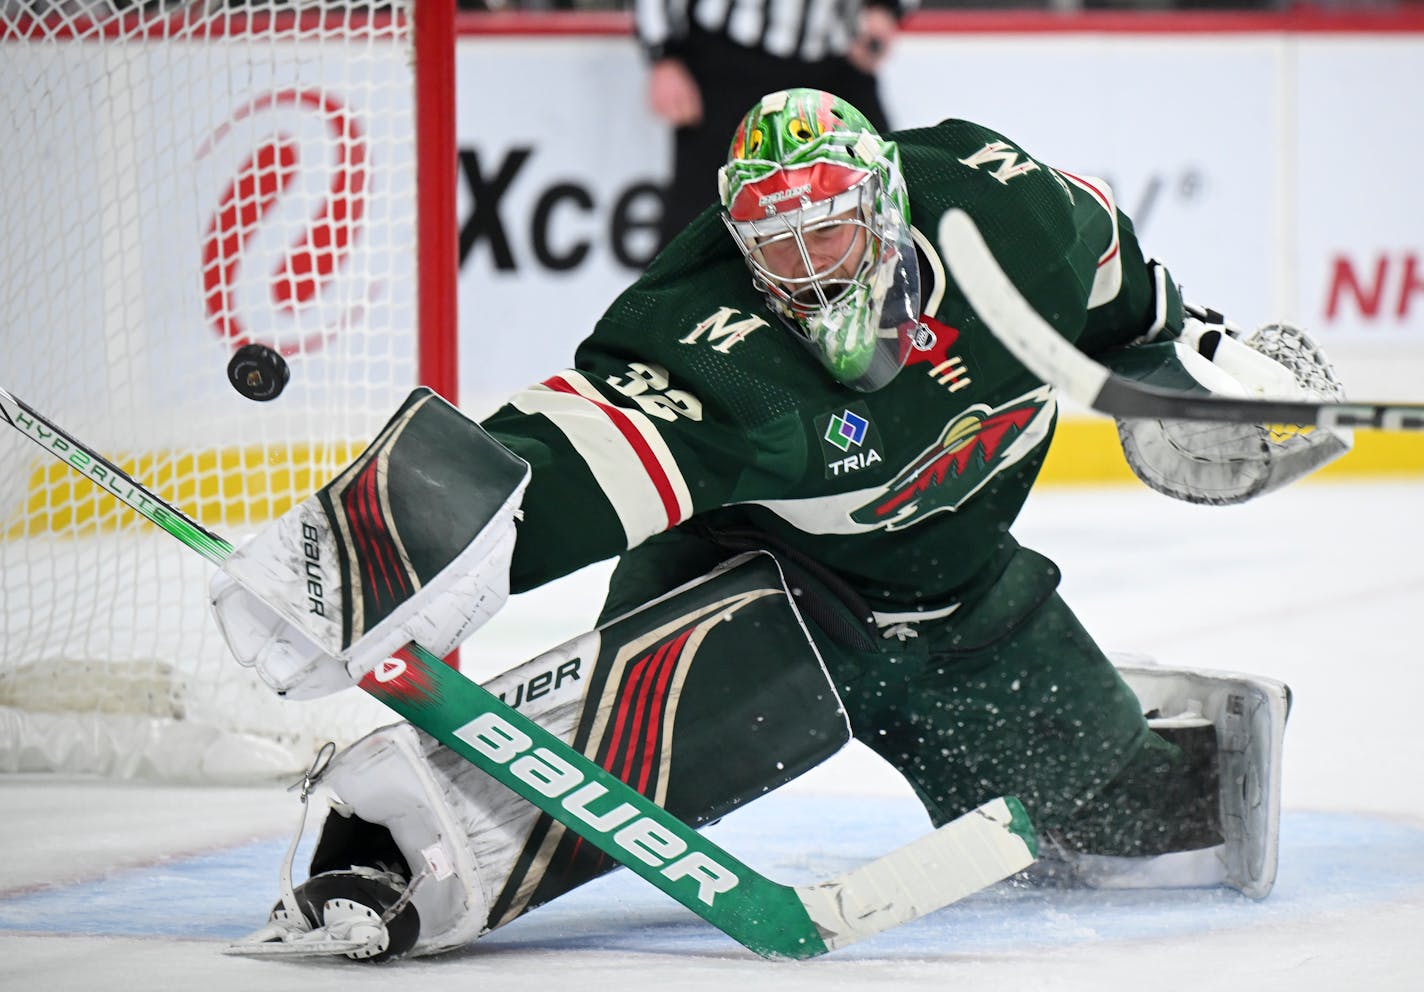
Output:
[0, 383, 1037, 960]
[937, 209, 1424, 433]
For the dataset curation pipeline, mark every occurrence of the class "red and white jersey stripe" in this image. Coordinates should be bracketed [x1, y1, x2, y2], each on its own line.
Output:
[510, 370, 694, 547]
[1057, 171, 1123, 310]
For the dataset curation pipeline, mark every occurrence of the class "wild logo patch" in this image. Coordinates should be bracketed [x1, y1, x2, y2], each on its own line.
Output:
[815, 404, 883, 479]
[850, 386, 1054, 529]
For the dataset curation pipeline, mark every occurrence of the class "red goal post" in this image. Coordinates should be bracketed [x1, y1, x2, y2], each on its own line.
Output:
[0, 0, 457, 781]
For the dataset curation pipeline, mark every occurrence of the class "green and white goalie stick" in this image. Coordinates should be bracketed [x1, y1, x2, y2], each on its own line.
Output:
[938, 209, 1424, 432]
[0, 383, 1037, 960]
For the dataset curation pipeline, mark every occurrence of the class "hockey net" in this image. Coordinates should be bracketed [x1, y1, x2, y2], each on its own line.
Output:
[0, 0, 456, 781]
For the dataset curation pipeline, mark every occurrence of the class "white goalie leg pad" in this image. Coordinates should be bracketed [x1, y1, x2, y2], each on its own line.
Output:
[318, 722, 493, 956]
[1118, 658, 1291, 899]
[315, 631, 600, 956]
[1031, 656, 1289, 898]
[1118, 319, 1353, 506]
[1062, 655, 1290, 898]
[298, 552, 849, 952]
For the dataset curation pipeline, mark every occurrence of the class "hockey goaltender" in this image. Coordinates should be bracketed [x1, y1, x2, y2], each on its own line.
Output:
[210, 88, 1349, 960]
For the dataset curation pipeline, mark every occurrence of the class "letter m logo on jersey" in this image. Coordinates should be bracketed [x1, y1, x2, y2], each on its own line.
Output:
[678, 307, 768, 354]
[958, 141, 1040, 185]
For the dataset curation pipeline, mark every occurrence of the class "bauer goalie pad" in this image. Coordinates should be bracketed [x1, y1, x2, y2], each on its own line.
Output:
[211, 388, 531, 698]
[287, 552, 851, 956]
[1032, 656, 1290, 900]
[1122, 660, 1291, 899]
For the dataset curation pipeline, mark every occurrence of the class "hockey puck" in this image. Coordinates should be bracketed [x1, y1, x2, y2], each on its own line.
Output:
[227, 343, 290, 402]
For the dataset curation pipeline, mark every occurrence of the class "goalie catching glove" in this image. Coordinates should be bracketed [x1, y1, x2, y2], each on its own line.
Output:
[1115, 304, 1353, 505]
[210, 389, 531, 698]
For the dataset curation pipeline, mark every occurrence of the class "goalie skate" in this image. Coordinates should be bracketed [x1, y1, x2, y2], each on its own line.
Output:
[225, 868, 420, 962]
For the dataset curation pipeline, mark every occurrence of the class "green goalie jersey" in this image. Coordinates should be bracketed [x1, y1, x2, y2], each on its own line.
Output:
[481, 118, 1181, 616]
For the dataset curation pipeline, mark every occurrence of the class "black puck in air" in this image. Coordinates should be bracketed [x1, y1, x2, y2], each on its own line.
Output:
[227, 343, 290, 402]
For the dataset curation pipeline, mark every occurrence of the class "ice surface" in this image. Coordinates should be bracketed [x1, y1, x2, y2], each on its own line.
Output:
[4, 480, 1423, 990]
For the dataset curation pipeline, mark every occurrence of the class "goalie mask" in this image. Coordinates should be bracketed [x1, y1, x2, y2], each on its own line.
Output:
[718, 88, 920, 392]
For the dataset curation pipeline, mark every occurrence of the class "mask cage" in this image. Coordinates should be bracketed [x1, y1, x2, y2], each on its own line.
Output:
[723, 172, 885, 324]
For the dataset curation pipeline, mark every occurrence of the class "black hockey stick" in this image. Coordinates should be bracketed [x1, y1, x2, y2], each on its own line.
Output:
[0, 383, 1036, 960]
[938, 209, 1424, 432]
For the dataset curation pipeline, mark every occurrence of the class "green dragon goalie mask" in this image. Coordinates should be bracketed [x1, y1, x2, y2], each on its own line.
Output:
[718, 88, 920, 392]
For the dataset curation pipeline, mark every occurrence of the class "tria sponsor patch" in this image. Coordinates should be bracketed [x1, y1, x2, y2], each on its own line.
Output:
[815, 404, 884, 479]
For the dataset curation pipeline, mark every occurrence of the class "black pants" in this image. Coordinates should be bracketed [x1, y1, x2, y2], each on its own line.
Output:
[657, 30, 890, 252]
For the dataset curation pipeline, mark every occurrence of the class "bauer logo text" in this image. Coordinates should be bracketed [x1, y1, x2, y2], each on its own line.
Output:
[453, 711, 739, 906]
[301, 522, 327, 617]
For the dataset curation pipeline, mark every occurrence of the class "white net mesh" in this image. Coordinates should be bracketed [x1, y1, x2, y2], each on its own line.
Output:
[1, 0, 434, 780]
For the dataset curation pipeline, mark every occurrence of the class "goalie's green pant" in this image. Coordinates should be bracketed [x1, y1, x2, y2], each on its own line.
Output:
[599, 521, 1219, 859]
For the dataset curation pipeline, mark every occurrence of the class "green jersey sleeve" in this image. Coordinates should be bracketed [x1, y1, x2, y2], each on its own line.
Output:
[897, 119, 1160, 362]
[480, 214, 827, 592]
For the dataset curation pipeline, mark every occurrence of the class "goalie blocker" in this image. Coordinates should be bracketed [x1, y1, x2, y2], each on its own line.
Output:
[210, 388, 532, 699]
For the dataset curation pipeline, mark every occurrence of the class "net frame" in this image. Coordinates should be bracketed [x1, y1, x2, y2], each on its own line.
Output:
[0, 0, 458, 780]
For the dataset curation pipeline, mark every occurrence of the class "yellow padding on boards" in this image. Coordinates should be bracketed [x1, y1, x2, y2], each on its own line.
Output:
[3, 441, 364, 538]
[1040, 417, 1424, 485]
